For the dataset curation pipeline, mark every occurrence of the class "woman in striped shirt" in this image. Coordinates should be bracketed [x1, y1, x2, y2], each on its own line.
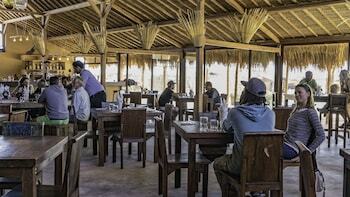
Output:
[283, 83, 325, 160]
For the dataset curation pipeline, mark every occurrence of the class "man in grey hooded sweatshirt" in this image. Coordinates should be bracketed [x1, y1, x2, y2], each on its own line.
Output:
[213, 78, 275, 192]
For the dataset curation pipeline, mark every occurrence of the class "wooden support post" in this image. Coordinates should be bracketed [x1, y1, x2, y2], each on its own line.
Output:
[274, 46, 284, 106]
[117, 53, 121, 82]
[248, 50, 252, 79]
[179, 50, 186, 93]
[100, 52, 107, 87]
[126, 54, 129, 93]
[41, 16, 49, 79]
[348, 42, 350, 71]
[194, 46, 205, 120]
[100, 2, 107, 87]
[163, 64, 167, 90]
[226, 64, 230, 104]
[151, 59, 154, 90]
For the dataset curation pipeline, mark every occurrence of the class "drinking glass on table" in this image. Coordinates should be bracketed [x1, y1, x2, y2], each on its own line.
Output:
[199, 116, 208, 131]
[210, 119, 219, 131]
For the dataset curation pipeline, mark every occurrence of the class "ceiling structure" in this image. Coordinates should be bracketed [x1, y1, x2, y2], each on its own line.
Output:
[1, 0, 350, 53]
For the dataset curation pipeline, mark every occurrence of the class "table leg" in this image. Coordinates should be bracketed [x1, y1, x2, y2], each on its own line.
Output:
[175, 131, 181, 188]
[187, 140, 196, 197]
[54, 153, 63, 185]
[22, 168, 36, 197]
[178, 102, 184, 121]
[98, 117, 105, 166]
[344, 160, 350, 197]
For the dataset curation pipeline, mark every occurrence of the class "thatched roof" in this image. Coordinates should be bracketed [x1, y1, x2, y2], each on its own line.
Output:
[2, 1, 350, 52]
[284, 43, 348, 70]
[205, 49, 274, 68]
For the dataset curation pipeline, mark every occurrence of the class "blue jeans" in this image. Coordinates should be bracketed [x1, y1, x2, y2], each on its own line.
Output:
[283, 143, 298, 160]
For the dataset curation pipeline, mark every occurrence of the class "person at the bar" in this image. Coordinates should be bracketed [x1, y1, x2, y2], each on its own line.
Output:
[71, 76, 90, 122]
[299, 71, 318, 93]
[213, 78, 275, 191]
[204, 81, 221, 109]
[32, 79, 46, 96]
[282, 83, 325, 160]
[158, 80, 176, 107]
[37, 76, 69, 125]
[62, 76, 73, 95]
[72, 60, 106, 108]
[339, 69, 350, 93]
[12, 76, 33, 99]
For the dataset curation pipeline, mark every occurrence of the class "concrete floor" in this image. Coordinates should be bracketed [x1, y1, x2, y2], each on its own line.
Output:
[74, 131, 345, 197]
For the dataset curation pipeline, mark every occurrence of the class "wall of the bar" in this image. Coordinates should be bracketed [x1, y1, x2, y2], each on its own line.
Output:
[0, 24, 71, 78]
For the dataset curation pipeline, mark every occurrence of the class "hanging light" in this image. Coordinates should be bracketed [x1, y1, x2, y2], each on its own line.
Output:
[19, 36, 22, 42]
[58, 57, 62, 61]
[52, 57, 55, 61]
[13, 37, 16, 42]
[25, 36, 29, 41]
[66, 57, 69, 61]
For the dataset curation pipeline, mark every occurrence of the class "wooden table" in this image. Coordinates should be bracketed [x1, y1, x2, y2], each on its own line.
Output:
[173, 121, 233, 197]
[173, 96, 195, 121]
[340, 148, 350, 197]
[0, 100, 44, 110]
[91, 108, 163, 166]
[0, 136, 68, 197]
[314, 95, 328, 103]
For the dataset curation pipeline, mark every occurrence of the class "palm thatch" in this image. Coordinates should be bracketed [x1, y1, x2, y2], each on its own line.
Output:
[135, 22, 159, 50]
[177, 9, 205, 47]
[284, 43, 348, 92]
[226, 8, 268, 43]
[205, 49, 273, 68]
[73, 34, 93, 53]
[30, 32, 46, 56]
[83, 21, 107, 54]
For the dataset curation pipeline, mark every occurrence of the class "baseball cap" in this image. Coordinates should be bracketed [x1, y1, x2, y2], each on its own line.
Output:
[167, 80, 176, 86]
[241, 78, 266, 97]
[72, 61, 85, 69]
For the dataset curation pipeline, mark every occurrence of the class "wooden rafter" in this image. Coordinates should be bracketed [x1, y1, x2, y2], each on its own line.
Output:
[278, 13, 305, 37]
[267, 0, 348, 13]
[303, 10, 332, 36]
[206, 39, 281, 53]
[290, 11, 318, 37]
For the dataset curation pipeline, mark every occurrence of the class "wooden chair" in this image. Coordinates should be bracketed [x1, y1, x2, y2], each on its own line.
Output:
[216, 131, 284, 197]
[0, 104, 12, 114]
[0, 104, 27, 122]
[44, 124, 72, 137]
[112, 108, 147, 169]
[130, 92, 142, 104]
[295, 141, 316, 197]
[4, 131, 88, 197]
[155, 117, 210, 197]
[164, 104, 175, 154]
[0, 121, 44, 195]
[327, 94, 349, 148]
[203, 94, 214, 112]
[273, 107, 293, 131]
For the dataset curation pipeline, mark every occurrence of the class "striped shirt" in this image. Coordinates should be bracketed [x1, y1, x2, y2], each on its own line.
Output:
[284, 108, 325, 153]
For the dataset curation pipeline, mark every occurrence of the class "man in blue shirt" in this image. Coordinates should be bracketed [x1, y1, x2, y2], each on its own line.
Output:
[72, 61, 106, 108]
[37, 76, 69, 125]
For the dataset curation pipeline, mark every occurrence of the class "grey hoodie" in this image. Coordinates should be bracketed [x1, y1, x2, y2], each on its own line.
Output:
[222, 104, 275, 175]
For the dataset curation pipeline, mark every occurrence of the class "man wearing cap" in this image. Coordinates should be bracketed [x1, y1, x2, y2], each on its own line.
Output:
[158, 80, 176, 107]
[72, 61, 106, 108]
[204, 81, 221, 109]
[299, 71, 318, 93]
[213, 78, 275, 194]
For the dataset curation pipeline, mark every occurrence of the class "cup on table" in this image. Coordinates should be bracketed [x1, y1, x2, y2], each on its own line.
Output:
[210, 119, 219, 131]
[199, 116, 208, 131]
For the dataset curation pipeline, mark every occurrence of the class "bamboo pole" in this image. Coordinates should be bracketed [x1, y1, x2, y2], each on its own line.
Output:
[226, 64, 230, 104]
[100, 2, 107, 87]
[126, 54, 129, 93]
[179, 50, 186, 93]
[248, 50, 252, 79]
[151, 59, 154, 90]
[233, 63, 239, 103]
[117, 53, 121, 81]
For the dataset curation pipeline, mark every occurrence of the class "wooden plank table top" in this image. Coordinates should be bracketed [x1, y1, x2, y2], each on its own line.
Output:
[91, 108, 163, 166]
[0, 99, 44, 109]
[340, 148, 350, 197]
[0, 136, 68, 197]
[173, 121, 233, 197]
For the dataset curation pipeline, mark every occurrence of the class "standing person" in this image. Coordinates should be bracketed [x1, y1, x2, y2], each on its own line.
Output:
[37, 76, 69, 125]
[158, 80, 176, 107]
[12, 76, 34, 100]
[62, 76, 73, 95]
[72, 61, 106, 108]
[299, 71, 318, 93]
[204, 81, 221, 110]
[213, 78, 275, 193]
[71, 76, 90, 123]
[283, 83, 325, 160]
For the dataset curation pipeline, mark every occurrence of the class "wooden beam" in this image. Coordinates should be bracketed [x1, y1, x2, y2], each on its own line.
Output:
[206, 39, 281, 53]
[157, 32, 183, 48]
[107, 48, 180, 56]
[225, 0, 280, 43]
[256, 34, 350, 46]
[111, 4, 142, 24]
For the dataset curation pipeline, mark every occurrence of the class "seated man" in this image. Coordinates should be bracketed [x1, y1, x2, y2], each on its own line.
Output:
[71, 76, 90, 123]
[204, 81, 221, 110]
[32, 79, 46, 97]
[37, 76, 69, 125]
[213, 78, 275, 192]
[158, 80, 176, 107]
